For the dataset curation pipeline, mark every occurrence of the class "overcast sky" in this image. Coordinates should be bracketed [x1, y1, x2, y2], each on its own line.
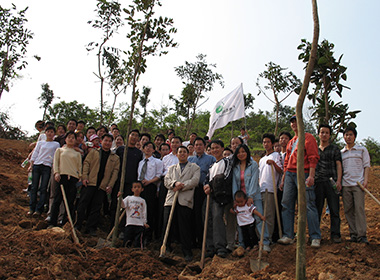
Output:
[1, 0, 379, 142]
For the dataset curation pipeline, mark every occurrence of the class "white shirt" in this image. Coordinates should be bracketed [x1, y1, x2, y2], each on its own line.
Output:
[259, 152, 282, 193]
[235, 204, 256, 226]
[162, 153, 179, 175]
[31, 141, 60, 167]
[137, 156, 163, 182]
[121, 196, 147, 226]
[341, 144, 370, 186]
[208, 158, 226, 180]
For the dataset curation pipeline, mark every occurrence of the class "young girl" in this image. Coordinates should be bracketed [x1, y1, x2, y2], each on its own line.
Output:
[49, 132, 82, 227]
[231, 190, 265, 250]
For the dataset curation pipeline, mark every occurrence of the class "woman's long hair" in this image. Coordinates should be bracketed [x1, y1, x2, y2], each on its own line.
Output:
[232, 144, 251, 167]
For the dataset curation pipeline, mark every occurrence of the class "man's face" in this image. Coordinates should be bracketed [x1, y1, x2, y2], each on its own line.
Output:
[274, 142, 281, 153]
[230, 138, 242, 152]
[140, 136, 149, 146]
[102, 136, 113, 150]
[77, 123, 85, 131]
[112, 129, 120, 138]
[87, 129, 96, 139]
[189, 134, 197, 143]
[279, 134, 290, 148]
[211, 143, 223, 159]
[290, 119, 297, 132]
[344, 131, 356, 145]
[319, 127, 331, 142]
[262, 137, 273, 152]
[57, 126, 66, 136]
[177, 147, 189, 163]
[97, 128, 106, 137]
[143, 143, 154, 157]
[188, 144, 194, 155]
[194, 140, 205, 155]
[128, 132, 140, 146]
[160, 145, 170, 157]
[115, 136, 124, 147]
[223, 150, 232, 158]
[171, 138, 181, 152]
[154, 137, 164, 149]
[67, 121, 77, 132]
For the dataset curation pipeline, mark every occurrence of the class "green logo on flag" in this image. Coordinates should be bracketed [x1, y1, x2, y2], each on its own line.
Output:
[216, 103, 224, 113]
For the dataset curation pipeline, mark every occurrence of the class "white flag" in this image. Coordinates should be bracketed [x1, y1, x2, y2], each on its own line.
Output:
[207, 83, 245, 138]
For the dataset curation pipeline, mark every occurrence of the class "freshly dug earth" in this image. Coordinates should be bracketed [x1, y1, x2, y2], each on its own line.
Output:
[0, 138, 379, 279]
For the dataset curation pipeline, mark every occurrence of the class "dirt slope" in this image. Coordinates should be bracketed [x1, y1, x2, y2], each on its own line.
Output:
[0, 138, 379, 279]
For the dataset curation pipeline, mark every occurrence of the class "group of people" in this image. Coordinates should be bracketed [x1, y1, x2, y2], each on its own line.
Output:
[26, 115, 371, 262]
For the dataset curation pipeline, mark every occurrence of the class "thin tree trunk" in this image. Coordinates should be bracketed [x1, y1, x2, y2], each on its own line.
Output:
[111, 15, 150, 247]
[295, 0, 319, 279]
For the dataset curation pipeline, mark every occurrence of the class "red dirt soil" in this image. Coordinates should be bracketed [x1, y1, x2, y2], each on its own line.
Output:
[0, 138, 379, 279]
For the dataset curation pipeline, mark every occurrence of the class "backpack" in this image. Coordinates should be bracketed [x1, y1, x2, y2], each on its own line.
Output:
[210, 157, 233, 206]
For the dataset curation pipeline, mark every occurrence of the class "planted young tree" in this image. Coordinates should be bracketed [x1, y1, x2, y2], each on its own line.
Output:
[87, 0, 123, 124]
[112, 0, 177, 246]
[139, 86, 151, 131]
[298, 39, 359, 140]
[295, 0, 319, 279]
[172, 53, 224, 138]
[0, 4, 39, 100]
[38, 83, 56, 120]
[256, 62, 301, 136]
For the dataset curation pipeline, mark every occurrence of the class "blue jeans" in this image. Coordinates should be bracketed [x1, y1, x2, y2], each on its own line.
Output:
[30, 164, 51, 213]
[281, 171, 321, 240]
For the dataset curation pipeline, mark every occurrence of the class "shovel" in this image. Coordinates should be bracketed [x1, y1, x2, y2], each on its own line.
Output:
[357, 182, 380, 206]
[250, 189, 269, 272]
[271, 165, 282, 238]
[96, 209, 126, 248]
[60, 184, 80, 245]
[159, 190, 180, 265]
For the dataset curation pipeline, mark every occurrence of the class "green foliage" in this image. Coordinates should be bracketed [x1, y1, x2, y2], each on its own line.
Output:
[298, 39, 359, 140]
[38, 83, 56, 120]
[256, 61, 301, 136]
[139, 86, 151, 131]
[361, 137, 380, 166]
[0, 4, 38, 99]
[87, 0, 123, 124]
[46, 100, 115, 128]
[0, 110, 26, 139]
[171, 53, 224, 138]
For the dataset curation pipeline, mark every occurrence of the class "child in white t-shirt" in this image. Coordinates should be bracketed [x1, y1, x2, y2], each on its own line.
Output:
[119, 181, 149, 248]
[231, 190, 265, 250]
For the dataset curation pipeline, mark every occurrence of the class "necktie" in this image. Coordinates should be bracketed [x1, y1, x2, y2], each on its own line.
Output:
[139, 158, 148, 180]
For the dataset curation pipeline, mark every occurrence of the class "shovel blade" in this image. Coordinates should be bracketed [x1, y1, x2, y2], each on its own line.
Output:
[250, 258, 269, 272]
[95, 238, 112, 249]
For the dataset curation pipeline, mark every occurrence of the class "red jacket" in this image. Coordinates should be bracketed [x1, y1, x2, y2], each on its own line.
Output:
[284, 133, 319, 173]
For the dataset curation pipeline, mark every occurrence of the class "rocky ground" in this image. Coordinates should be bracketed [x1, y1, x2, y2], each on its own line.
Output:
[0, 138, 379, 279]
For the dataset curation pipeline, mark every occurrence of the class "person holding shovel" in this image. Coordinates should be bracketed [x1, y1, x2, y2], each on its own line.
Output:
[341, 126, 370, 244]
[49, 131, 82, 227]
[163, 146, 200, 262]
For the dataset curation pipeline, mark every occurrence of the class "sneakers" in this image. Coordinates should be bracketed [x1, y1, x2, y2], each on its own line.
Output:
[184, 255, 193, 262]
[277, 236, 294, 245]
[311, 239, 321, 248]
[263, 244, 271, 252]
[217, 251, 227, 258]
[358, 236, 369, 244]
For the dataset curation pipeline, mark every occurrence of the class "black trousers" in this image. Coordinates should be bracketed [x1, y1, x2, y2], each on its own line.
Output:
[76, 185, 106, 231]
[272, 189, 283, 242]
[141, 183, 158, 241]
[163, 202, 193, 257]
[241, 222, 259, 248]
[157, 180, 167, 240]
[191, 184, 205, 247]
[124, 225, 145, 248]
[50, 175, 78, 226]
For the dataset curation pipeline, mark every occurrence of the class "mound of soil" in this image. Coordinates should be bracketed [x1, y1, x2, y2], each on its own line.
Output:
[0, 138, 379, 279]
